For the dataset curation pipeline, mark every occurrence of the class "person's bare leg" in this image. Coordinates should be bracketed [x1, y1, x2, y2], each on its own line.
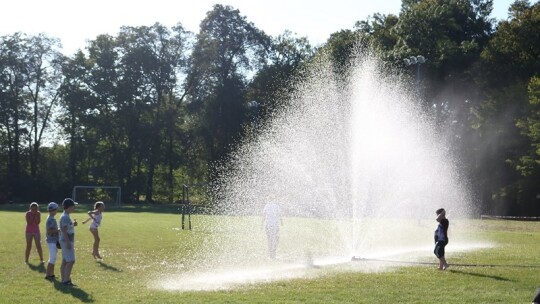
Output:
[60, 259, 67, 282]
[34, 237, 44, 262]
[46, 263, 55, 277]
[64, 261, 75, 282]
[441, 257, 448, 270]
[90, 229, 101, 259]
[438, 257, 448, 270]
[25, 234, 33, 263]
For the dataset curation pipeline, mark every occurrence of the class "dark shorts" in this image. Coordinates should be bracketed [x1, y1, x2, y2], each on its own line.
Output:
[434, 240, 448, 258]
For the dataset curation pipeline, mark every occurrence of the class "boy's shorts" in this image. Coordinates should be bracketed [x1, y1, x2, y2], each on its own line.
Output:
[434, 240, 448, 258]
[60, 240, 76, 262]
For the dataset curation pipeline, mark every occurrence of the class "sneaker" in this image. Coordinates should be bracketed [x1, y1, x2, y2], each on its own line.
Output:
[62, 280, 77, 287]
[443, 264, 449, 270]
[44, 275, 55, 280]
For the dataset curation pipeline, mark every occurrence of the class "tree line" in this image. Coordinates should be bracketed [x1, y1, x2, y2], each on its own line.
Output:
[1, 1, 539, 215]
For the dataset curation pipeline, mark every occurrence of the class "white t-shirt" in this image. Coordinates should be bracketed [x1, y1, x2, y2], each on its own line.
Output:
[263, 202, 281, 228]
[90, 212, 102, 229]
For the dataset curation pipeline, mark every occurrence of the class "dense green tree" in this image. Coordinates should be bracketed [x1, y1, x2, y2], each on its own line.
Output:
[57, 49, 99, 190]
[516, 77, 540, 176]
[321, 29, 359, 73]
[77, 34, 123, 188]
[480, 0, 540, 87]
[2, 1, 540, 215]
[24, 34, 64, 179]
[58, 24, 192, 203]
[0, 33, 27, 194]
[115, 23, 191, 202]
[0, 33, 63, 197]
[246, 31, 314, 121]
[322, 0, 498, 213]
[355, 13, 400, 60]
[187, 4, 271, 163]
[511, 75, 538, 212]
[394, 0, 493, 108]
[469, 0, 540, 214]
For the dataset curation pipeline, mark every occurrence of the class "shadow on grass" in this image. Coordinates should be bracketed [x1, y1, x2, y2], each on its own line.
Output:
[97, 261, 122, 272]
[51, 280, 94, 302]
[450, 262, 540, 268]
[448, 269, 513, 281]
[27, 262, 46, 274]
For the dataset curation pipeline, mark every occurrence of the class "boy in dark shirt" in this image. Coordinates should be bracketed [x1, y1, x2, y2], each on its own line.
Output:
[434, 208, 449, 270]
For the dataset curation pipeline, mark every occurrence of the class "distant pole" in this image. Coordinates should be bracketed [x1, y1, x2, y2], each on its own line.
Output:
[404, 55, 426, 94]
[181, 185, 186, 229]
[181, 184, 191, 230]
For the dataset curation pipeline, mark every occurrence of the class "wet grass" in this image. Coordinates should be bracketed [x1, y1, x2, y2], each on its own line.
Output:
[0, 206, 539, 303]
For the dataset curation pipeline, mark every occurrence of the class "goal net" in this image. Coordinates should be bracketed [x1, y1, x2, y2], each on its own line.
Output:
[72, 186, 122, 206]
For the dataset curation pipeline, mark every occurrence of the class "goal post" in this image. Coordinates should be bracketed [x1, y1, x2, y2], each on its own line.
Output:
[72, 186, 122, 206]
[180, 184, 192, 230]
[180, 183, 209, 230]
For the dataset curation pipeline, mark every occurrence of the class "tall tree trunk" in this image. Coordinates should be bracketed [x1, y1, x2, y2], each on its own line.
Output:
[69, 113, 77, 186]
[167, 135, 174, 203]
[145, 161, 155, 203]
[10, 107, 21, 192]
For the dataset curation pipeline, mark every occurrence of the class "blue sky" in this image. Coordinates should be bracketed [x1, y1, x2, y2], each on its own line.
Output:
[1, 0, 517, 55]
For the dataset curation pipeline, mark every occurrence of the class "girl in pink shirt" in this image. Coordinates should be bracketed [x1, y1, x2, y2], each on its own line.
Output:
[25, 202, 44, 263]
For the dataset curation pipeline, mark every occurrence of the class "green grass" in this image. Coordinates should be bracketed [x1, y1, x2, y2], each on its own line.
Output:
[1, 205, 539, 303]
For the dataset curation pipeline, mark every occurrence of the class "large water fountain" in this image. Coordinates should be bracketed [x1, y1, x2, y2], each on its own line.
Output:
[154, 49, 486, 291]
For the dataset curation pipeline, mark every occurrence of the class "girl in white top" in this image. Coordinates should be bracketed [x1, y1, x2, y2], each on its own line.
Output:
[83, 201, 105, 260]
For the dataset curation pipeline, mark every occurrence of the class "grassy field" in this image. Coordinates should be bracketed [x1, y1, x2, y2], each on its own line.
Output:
[1, 204, 539, 303]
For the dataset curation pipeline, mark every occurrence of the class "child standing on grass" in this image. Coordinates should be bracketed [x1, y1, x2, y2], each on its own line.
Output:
[434, 208, 449, 270]
[59, 198, 78, 286]
[45, 202, 60, 280]
[83, 201, 105, 260]
[25, 202, 44, 263]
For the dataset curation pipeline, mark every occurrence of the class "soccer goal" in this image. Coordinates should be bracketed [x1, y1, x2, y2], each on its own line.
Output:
[72, 186, 122, 206]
